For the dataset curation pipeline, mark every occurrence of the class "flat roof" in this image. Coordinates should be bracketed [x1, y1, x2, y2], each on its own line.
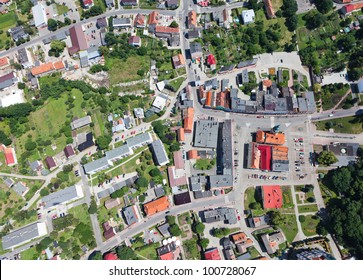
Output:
[71, 116, 92, 130]
[42, 185, 83, 209]
[194, 120, 219, 149]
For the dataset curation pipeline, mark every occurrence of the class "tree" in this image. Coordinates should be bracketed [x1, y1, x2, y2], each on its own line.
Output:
[89, 251, 103, 260]
[269, 211, 287, 226]
[116, 246, 137, 260]
[200, 238, 210, 249]
[211, 227, 230, 238]
[194, 222, 205, 235]
[285, 14, 298, 32]
[139, 194, 146, 203]
[299, 215, 306, 223]
[0, 130, 12, 146]
[149, 168, 161, 177]
[282, 0, 298, 17]
[166, 215, 176, 225]
[49, 40, 66, 57]
[304, 11, 325, 30]
[327, 167, 352, 194]
[64, 17, 72, 25]
[110, 186, 129, 198]
[248, 0, 258, 10]
[315, 0, 334, 14]
[169, 224, 182, 236]
[47, 18, 58, 31]
[137, 69, 145, 76]
[249, 202, 262, 210]
[96, 135, 112, 150]
[135, 176, 148, 190]
[169, 141, 180, 152]
[63, 164, 73, 173]
[317, 151, 338, 166]
[88, 199, 97, 214]
[169, 21, 179, 28]
[18, 82, 25, 90]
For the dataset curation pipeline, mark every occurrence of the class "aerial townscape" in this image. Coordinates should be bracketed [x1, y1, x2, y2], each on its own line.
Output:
[1, 0, 363, 262]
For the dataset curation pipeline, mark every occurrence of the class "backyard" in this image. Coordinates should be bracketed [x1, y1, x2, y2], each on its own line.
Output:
[0, 12, 17, 50]
[194, 158, 215, 170]
[282, 186, 294, 208]
[315, 116, 363, 134]
[300, 214, 319, 237]
[278, 214, 298, 243]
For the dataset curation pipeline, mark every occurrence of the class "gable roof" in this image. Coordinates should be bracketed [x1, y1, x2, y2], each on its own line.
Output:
[204, 248, 221, 260]
[143, 196, 169, 216]
[148, 11, 159, 25]
[45, 156, 56, 169]
[155, 26, 180, 34]
[69, 25, 88, 55]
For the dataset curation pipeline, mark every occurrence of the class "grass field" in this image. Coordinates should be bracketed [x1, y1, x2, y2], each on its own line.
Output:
[68, 203, 92, 227]
[279, 214, 298, 243]
[56, 3, 69, 15]
[294, 185, 315, 204]
[194, 158, 213, 170]
[282, 186, 294, 208]
[168, 77, 185, 92]
[247, 246, 261, 259]
[300, 215, 319, 237]
[298, 204, 319, 213]
[315, 116, 363, 134]
[0, 12, 17, 50]
[135, 243, 158, 260]
[244, 187, 262, 210]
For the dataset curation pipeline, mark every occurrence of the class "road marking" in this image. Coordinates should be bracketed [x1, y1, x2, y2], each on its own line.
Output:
[225, 196, 229, 203]
[245, 123, 250, 127]
[270, 116, 275, 128]
[226, 113, 230, 120]
[285, 123, 291, 127]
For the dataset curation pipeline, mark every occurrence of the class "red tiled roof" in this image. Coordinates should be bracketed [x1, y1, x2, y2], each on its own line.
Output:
[148, 11, 159, 25]
[104, 252, 119, 260]
[159, 251, 173, 260]
[263, 185, 282, 209]
[128, 35, 141, 45]
[188, 11, 197, 27]
[263, 0, 276, 18]
[82, 0, 93, 6]
[144, 196, 169, 216]
[4, 147, 16, 166]
[167, 166, 187, 188]
[204, 248, 221, 260]
[31, 61, 64, 76]
[207, 54, 216, 65]
[205, 91, 212, 107]
[155, 25, 180, 34]
[177, 128, 185, 142]
[258, 144, 272, 171]
[134, 13, 145, 26]
[0, 57, 9, 67]
[187, 150, 199, 160]
[173, 150, 184, 169]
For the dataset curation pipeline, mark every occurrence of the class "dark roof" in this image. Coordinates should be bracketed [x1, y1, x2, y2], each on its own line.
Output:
[166, 0, 179, 7]
[0, 72, 16, 90]
[173, 192, 191, 205]
[64, 145, 75, 158]
[78, 132, 94, 151]
[121, 0, 137, 4]
[219, 64, 235, 73]
[194, 190, 213, 199]
[18, 48, 29, 64]
[96, 17, 108, 29]
[45, 156, 56, 169]
[68, 25, 88, 55]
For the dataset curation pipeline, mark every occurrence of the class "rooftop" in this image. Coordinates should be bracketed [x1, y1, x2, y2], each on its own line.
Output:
[194, 120, 219, 149]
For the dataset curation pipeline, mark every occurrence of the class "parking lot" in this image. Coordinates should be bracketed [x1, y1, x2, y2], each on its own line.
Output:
[83, 22, 102, 48]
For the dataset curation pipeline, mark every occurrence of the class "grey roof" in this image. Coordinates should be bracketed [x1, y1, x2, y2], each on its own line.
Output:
[189, 42, 202, 55]
[261, 232, 285, 254]
[271, 160, 290, 172]
[189, 175, 207, 191]
[12, 182, 28, 196]
[42, 31, 68, 44]
[208, 175, 233, 189]
[303, 91, 316, 113]
[154, 186, 165, 197]
[327, 142, 359, 157]
[97, 176, 138, 199]
[157, 223, 171, 237]
[150, 139, 169, 166]
[264, 94, 277, 111]
[236, 58, 257, 68]
[96, 17, 108, 28]
[0, 72, 16, 90]
[221, 79, 229, 91]
[105, 144, 132, 161]
[247, 215, 269, 228]
[42, 185, 82, 209]
[126, 132, 153, 149]
[236, 252, 252, 260]
[194, 190, 213, 199]
[79, 50, 89, 68]
[83, 157, 110, 174]
[297, 97, 308, 112]
[194, 120, 219, 149]
[219, 64, 235, 73]
[188, 29, 201, 39]
[242, 69, 249, 84]
[275, 98, 288, 112]
[29, 160, 42, 171]
[18, 48, 29, 64]
[87, 46, 101, 60]
[2, 223, 47, 250]
[3, 177, 14, 187]
[71, 116, 92, 130]
[220, 120, 233, 175]
[123, 206, 139, 225]
[112, 17, 132, 27]
[9, 26, 29, 41]
[203, 207, 237, 224]
[205, 78, 218, 90]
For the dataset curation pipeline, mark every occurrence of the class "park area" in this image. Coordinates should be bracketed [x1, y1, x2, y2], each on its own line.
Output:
[315, 116, 363, 134]
[300, 214, 319, 237]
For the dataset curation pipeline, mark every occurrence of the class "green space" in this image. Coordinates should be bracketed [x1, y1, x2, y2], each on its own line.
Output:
[56, 3, 69, 15]
[0, 12, 17, 50]
[316, 83, 350, 111]
[282, 186, 294, 208]
[278, 214, 298, 243]
[319, 182, 337, 205]
[244, 187, 262, 210]
[314, 116, 363, 134]
[139, 0, 157, 9]
[298, 204, 318, 213]
[168, 77, 185, 92]
[178, 211, 191, 226]
[300, 215, 319, 237]
[97, 197, 124, 228]
[135, 243, 158, 260]
[294, 185, 315, 204]
[211, 227, 240, 238]
[20, 246, 39, 260]
[194, 158, 215, 170]
[183, 237, 201, 260]
[247, 246, 261, 260]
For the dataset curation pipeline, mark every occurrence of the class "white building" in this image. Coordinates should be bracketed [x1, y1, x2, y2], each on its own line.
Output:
[242, 10, 255, 25]
[0, 90, 26, 108]
[152, 95, 168, 111]
[32, 3, 48, 28]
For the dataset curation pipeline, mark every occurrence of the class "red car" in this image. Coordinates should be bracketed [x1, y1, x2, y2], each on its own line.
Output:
[238, 216, 241, 221]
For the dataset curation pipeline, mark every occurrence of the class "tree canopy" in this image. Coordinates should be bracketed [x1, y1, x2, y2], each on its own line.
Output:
[116, 246, 137, 260]
[96, 135, 112, 150]
[317, 151, 338, 166]
[315, 0, 334, 14]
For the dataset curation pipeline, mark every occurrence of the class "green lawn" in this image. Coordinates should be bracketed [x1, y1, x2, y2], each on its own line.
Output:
[247, 246, 261, 259]
[135, 243, 158, 260]
[68, 203, 92, 227]
[0, 12, 17, 50]
[315, 116, 363, 134]
[20, 246, 38, 260]
[300, 215, 319, 237]
[298, 204, 319, 214]
[178, 211, 191, 226]
[168, 77, 185, 92]
[139, 0, 157, 9]
[183, 238, 201, 260]
[0, 182, 26, 225]
[194, 158, 214, 170]
[282, 186, 294, 209]
[244, 187, 262, 210]
[294, 185, 315, 204]
[56, 3, 69, 15]
[319, 182, 337, 205]
[278, 214, 298, 243]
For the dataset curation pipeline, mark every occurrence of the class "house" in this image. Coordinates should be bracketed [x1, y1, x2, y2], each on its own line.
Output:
[148, 11, 159, 33]
[152, 95, 168, 111]
[133, 108, 144, 119]
[177, 128, 185, 143]
[32, 3, 47, 28]
[120, 0, 137, 6]
[112, 17, 132, 29]
[155, 26, 180, 38]
[71, 116, 92, 130]
[0, 0, 11, 6]
[208, 175, 233, 189]
[242, 9, 255, 24]
[188, 28, 201, 39]
[204, 248, 221, 260]
[154, 185, 165, 197]
[143, 196, 170, 216]
[45, 156, 56, 170]
[248, 214, 269, 228]
[82, 0, 94, 8]
[123, 205, 141, 225]
[77, 132, 94, 152]
[190, 42, 203, 60]
[102, 222, 116, 240]
[256, 130, 285, 145]
[158, 223, 171, 237]
[134, 13, 145, 28]
[64, 145, 75, 158]
[194, 120, 219, 149]
[0, 57, 9, 69]
[30, 61, 65, 77]
[105, 198, 121, 209]
[166, 0, 178, 9]
[105, 144, 133, 162]
[150, 139, 169, 166]
[203, 208, 237, 224]
[128, 35, 141, 47]
[172, 54, 185, 69]
[183, 107, 194, 133]
[96, 17, 108, 29]
[0, 72, 17, 90]
[104, 252, 119, 260]
[68, 25, 88, 55]
[17, 48, 32, 68]
[261, 231, 285, 254]
[2, 222, 47, 250]
[188, 11, 197, 29]
[41, 185, 84, 210]
[12, 182, 28, 197]
[8, 26, 29, 42]
[42, 31, 69, 45]
[341, 3, 363, 15]
[189, 175, 207, 192]
[168, 166, 187, 188]
[206, 54, 216, 70]
[157, 241, 180, 260]
[262, 185, 282, 209]
[29, 160, 43, 172]
[126, 132, 153, 150]
[104, 0, 114, 8]
[204, 78, 218, 90]
[296, 249, 335, 260]
[174, 192, 191, 205]
[3, 177, 14, 188]
[264, 0, 276, 18]
[83, 156, 110, 175]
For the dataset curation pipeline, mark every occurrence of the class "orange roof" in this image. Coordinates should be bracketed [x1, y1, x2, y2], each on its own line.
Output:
[177, 128, 185, 142]
[0, 0, 10, 3]
[155, 26, 180, 34]
[231, 232, 248, 243]
[188, 11, 197, 26]
[31, 61, 64, 76]
[159, 251, 174, 260]
[256, 130, 265, 143]
[134, 13, 145, 26]
[205, 91, 212, 107]
[272, 146, 289, 160]
[183, 117, 193, 133]
[263, 0, 276, 18]
[177, 54, 185, 65]
[148, 11, 159, 25]
[187, 150, 199, 159]
[263, 79, 272, 87]
[251, 143, 260, 169]
[199, 86, 206, 100]
[257, 257, 268, 260]
[263, 185, 282, 209]
[144, 196, 169, 216]
[53, 61, 65, 70]
[265, 132, 285, 145]
[0, 57, 9, 68]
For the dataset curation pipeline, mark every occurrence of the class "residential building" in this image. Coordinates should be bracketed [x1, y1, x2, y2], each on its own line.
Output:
[261, 231, 285, 254]
[68, 25, 88, 55]
[172, 54, 185, 69]
[262, 185, 282, 209]
[152, 95, 168, 111]
[105, 144, 133, 162]
[242, 10, 255, 24]
[12, 182, 28, 197]
[128, 35, 141, 47]
[165, 0, 178, 9]
[42, 31, 68, 45]
[104, 252, 119, 260]
[173, 191, 191, 205]
[236, 58, 257, 69]
[102, 222, 116, 240]
[96, 17, 108, 29]
[188, 11, 197, 29]
[248, 215, 269, 228]
[190, 42, 203, 59]
[104, 198, 121, 209]
[0, 57, 9, 69]
[120, 0, 137, 6]
[133, 108, 145, 119]
[70, 116, 92, 130]
[189, 175, 207, 192]
[83, 157, 110, 175]
[0, 72, 17, 90]
[157, 223, 171, 237]
[64, 145, 75, 158]
[256, 130, 285, 145]
[29, 160, 43, 172]
[206, 54, 216, 70]
[134, 13, 145, 28]
[17, 48, 32, 68]
[45, 156, 56, 170]
[157, 241, 180, 260]
[41, 185, 84, 210]
[183, 107, 194, 133]
[32, 3, 47, 27]
[177, 128, 185, 143]
[8, 26, 29, 42]
[82, 0, 94, 8]
[194, 120, 219, 149]
[204, 78, 218, 90]
[204, 248, 221, 260]
[104, 0, 114, 8]
[77, 132, 94, 152]
[150, 139, 169, 166]
[30, 61, 65, 77]
[208, 175, 233, 189]
[154, 185, 165, 197]
[112, 18, 132, 29]
[148, 11, 159, 33]
[123, 205, 141, 225]
[341, 3, 363, 15]
[155, 26, 179, 38]
[143, 196, 170, 216]
[296, 249, 335, 260]
[203, 207, 237, 224]
[2, 222, 47, 250]
[188, 28, 201, 39]
[263, 0, 276, 19]
[126, 132, 153, 150]
[219, 119, 233, 175]
[3, 177, 14, 188]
